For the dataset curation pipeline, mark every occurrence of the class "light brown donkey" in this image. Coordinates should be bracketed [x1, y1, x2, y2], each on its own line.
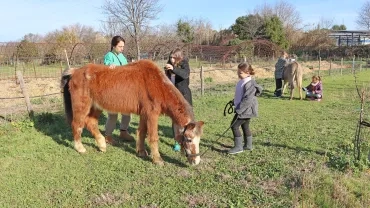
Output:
[282, 61, 303, 100]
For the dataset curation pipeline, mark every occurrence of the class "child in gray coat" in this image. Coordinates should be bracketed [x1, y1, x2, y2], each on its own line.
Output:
[228, 62, 263, 154]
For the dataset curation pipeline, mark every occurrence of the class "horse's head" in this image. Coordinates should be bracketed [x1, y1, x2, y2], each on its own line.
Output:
[177, 121, 204, 165]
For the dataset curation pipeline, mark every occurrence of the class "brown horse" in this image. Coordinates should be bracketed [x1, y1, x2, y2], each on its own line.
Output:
[282, 61, 303, 100]
[61, 60, 204, 165]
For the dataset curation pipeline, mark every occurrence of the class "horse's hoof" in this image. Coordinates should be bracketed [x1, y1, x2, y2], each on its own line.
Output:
[76, 147, 86, 154]
[153, 159, 164, 166]
[137, 150, 148, 157]
[75, 143, 86, 153]
[99, 147, 106, 152]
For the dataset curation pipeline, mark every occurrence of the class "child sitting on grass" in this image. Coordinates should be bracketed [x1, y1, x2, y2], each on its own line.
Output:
[302, 75, 323, 101]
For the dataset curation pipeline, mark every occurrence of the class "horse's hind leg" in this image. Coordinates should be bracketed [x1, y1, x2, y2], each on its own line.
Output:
[85, 107, 106, 152]
[136, 115, 148, 157]
[282, 80, 288, 96]
[297, 76, 303, 100]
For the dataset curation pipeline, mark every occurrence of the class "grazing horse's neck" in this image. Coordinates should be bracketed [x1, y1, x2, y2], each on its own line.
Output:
[165, 94, 194, 127]
[170, 108, 193, 127]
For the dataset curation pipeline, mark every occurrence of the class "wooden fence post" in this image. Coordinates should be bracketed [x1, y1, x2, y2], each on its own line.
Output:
[340, 57, 343, 75]
[15, 55, 19, 84]
[329, 60, 331, 76]
[16, 70, 34, 118]
[60, 61, 63, 76]
[352, 55, 355, 73]
[32, 61, 37, 78]
[318, 57, 321, 76]
[200, 66, 204, 96]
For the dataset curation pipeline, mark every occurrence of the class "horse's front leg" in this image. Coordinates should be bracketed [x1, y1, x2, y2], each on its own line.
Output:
[136, 115, 148, 157]
[146, 114, 164, 166]
[71, 95, 91, 153]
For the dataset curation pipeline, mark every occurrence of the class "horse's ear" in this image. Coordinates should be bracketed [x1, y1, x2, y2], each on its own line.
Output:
[196, 121, 204, 129]
[195, 121, 204, 136]
[185, 123, 196, 131]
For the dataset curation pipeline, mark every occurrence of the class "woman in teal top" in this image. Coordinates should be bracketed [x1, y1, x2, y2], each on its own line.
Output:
[104, 36, 134, 144]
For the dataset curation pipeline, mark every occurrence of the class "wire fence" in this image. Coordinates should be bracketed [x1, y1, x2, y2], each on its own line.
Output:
[0, 41, 368, 120]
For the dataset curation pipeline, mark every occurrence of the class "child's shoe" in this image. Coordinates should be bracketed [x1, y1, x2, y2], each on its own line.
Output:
[228, 136, 244, 154]
[243, 136, 253, 150]
[173, 141, 181, 151]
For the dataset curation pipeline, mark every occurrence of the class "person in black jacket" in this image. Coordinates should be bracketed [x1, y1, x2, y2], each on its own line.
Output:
[164, 48, 193, 151]
[164, 48, 192, 105]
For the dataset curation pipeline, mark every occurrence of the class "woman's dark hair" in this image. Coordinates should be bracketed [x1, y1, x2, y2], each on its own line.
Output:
[168, 48, 184, 66]
[111, 36, 125, 51]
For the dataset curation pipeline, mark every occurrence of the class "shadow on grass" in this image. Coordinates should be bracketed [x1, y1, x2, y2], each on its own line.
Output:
[32, 111, 185, 165]
[256, 141, 326, 156]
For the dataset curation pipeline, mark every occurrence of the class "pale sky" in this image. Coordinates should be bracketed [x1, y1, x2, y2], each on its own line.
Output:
[0, 0, 365, 42]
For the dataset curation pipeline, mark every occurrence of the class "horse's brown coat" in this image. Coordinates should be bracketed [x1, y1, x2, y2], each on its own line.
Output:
[62, 60, 204, 165]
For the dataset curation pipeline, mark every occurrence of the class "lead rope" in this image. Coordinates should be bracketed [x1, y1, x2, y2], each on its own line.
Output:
[199, 100, 237, 157]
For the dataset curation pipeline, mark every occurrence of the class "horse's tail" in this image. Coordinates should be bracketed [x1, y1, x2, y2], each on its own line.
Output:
[61, 67, 77, 125]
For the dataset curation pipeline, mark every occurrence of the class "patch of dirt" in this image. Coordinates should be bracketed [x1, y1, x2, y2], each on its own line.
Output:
[0, 78, 61, 115]
[89, 192, 132, 207]
[182, 193, 217, 208]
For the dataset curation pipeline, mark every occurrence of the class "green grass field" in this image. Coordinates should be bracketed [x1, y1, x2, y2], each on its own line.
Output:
[1, 70, 370, 207]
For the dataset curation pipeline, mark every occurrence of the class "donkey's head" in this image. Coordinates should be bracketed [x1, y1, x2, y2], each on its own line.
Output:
[177, 121, 204, 165]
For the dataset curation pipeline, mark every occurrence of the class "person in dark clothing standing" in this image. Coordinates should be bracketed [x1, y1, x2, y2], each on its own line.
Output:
[164, 48, 193, 105]
[273, 51, 288, 98]
[164, 48, 193, 151]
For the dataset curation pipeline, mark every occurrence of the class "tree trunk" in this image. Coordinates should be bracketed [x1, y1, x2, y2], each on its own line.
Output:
[136, 37, 140, 60]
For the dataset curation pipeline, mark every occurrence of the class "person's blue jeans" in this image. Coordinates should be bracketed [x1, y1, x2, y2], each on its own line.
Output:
[306, 92, 322, 99]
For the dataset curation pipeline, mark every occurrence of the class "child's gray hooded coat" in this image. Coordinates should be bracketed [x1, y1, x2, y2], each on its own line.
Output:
[235, 79, 263, 118]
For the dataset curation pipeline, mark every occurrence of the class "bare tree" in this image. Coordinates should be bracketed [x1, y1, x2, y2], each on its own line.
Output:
[254, 1, 301, 47]
[356, 1, 370, 30]
[101, 0, 162, 60]
[274, 1, 301, 29]
[317, 17, 334, 30]
[100, 17, 124, 37]
[254, 0, 301, 29]
[23, 33, 43, 43]
[140, 23, 182, 60]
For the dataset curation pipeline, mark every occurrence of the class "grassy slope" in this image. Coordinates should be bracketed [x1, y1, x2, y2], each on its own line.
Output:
[0, 70, 370, 207]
